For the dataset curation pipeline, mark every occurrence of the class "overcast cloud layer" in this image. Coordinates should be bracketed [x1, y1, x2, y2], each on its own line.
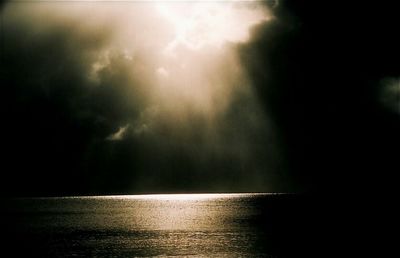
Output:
[1, 1, 295, 195]
[1, 1, 399, 196]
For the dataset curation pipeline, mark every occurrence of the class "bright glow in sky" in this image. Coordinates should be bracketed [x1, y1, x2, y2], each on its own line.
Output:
[148, 1, 272, 120]
[4, 0, 273, 137]
[156, 1, 269, 52]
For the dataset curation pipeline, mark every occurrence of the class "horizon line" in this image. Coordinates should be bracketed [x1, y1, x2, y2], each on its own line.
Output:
[12, 192, 296, 199]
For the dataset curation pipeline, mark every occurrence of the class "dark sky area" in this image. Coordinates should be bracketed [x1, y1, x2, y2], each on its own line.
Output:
[0, 0, 398, 197]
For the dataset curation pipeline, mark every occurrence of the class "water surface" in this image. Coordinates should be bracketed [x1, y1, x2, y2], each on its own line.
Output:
[4, 193, 300, 257]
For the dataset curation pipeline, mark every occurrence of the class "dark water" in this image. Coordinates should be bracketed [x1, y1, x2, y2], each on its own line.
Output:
[3, 194, 310, 257]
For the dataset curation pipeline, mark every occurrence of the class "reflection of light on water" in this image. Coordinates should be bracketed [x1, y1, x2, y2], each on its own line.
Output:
[10, 194, 286, 256]
[74, 193, 266, 231]
[30, 194, 285, 231]
[128, 193, 267, 231]
[60, 193, 281, 200]
[68, 193, 271, 231]
[117, 193, 268, 201]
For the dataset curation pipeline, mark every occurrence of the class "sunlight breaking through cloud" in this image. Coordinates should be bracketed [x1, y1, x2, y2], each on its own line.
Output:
[2, 0, 284, 192]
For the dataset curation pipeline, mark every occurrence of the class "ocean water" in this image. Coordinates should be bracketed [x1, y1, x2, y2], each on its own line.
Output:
[3, 193, 306, 257]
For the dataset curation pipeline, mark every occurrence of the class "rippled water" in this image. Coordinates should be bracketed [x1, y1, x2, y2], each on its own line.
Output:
[4, 193, 300, 257]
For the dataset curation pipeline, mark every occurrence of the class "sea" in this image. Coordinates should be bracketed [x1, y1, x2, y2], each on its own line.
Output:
[2, 193, 311, 257]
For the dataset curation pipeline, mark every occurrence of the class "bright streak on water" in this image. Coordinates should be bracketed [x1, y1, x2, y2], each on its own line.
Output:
[59, 192, 277, 200]
[5, 193, 291, 257]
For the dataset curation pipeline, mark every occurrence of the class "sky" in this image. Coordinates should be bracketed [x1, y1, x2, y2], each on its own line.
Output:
[1, 0, 398, 197]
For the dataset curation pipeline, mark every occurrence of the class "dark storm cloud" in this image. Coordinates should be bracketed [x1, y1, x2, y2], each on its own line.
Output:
[239, 1, 400, 193]
[0, 5, 144, 195]
[2, 1, 397, 197]
[379, 77, 400, 114]
[0, 1, 295, 196]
